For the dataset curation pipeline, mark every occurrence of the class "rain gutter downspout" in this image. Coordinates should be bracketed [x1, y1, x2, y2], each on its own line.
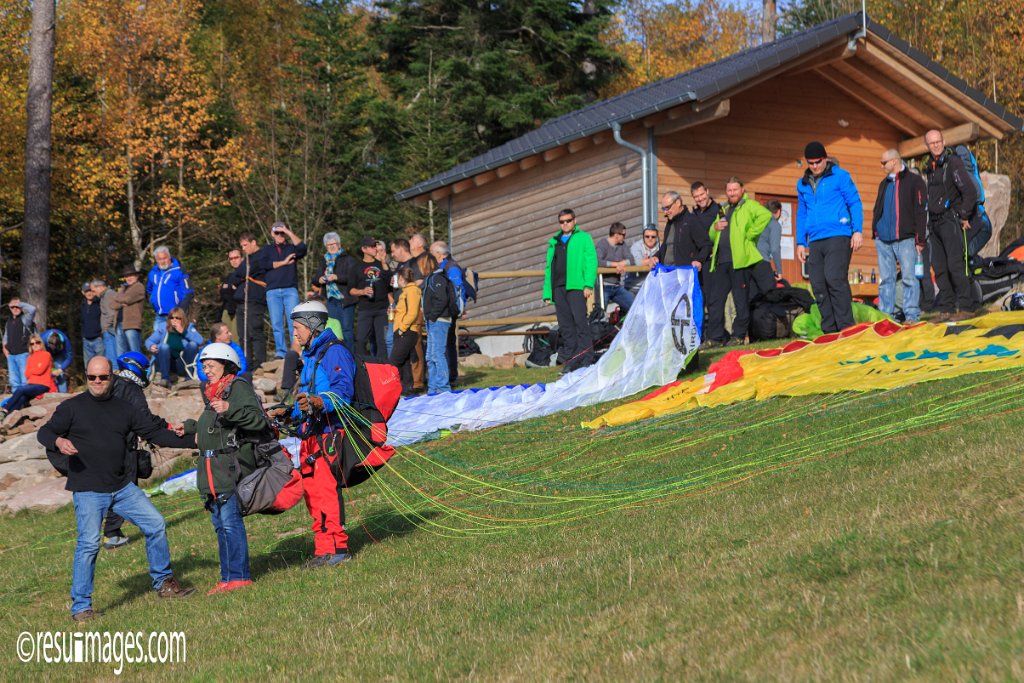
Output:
[611, 121, 650, 228]
[848, 5, 867, 52]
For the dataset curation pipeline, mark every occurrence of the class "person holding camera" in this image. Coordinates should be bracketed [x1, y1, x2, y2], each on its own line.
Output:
[261, 221, 308, 360]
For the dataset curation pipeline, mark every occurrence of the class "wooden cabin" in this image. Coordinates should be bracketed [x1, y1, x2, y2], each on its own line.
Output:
[396, 13, 1022, 342]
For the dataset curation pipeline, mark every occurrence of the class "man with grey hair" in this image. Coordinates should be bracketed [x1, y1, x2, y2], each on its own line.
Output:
[145, 245, 193, 332]
[430, 240, 465, 385]
[90, 280, 122, 362]
[409, 233, 427, 259]
[872, 148, 926, 323]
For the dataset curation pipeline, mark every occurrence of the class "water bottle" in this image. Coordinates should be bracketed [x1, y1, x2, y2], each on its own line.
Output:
[914, 251, 924, 279]
[870, 268, 877, 284]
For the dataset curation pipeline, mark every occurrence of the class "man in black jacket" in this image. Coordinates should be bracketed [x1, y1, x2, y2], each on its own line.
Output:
[873, 149, 927, 323]
[38, 357, 196, 622]
[231, 233, 270, 370]
[81, 283, 104, 369]
[924, 129, 979, 322]
[659, 184, 716, 273]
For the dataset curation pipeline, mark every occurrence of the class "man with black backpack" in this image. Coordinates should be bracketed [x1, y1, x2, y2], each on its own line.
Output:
[924, 129, 979, 322]
[422, 253, 459, 394]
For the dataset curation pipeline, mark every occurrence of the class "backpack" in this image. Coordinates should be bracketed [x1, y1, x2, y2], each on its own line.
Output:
[948, 145, 992, 256]
[308, 340, 400, 488]
[443, 259, 478, 303]
[524, 324, 555, 368]
[748, 286, 815, 341]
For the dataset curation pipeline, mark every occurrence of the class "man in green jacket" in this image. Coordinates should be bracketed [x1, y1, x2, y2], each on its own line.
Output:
[706, 177, 773, 346]
[543, 208, 598, 372]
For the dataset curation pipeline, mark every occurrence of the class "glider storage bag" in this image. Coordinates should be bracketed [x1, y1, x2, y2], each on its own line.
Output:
[336, 360, 401, 488]
[236, 441, 303, 516]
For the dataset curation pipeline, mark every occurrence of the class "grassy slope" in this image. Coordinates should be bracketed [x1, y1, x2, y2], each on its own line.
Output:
[1, 355, 1022, 681]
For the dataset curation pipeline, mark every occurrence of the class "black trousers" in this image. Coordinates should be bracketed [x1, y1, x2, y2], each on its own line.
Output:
[705, 262, 753, 342]
[389, 330, 420, 393]
[446, 323, 459, 384]
[356, 307, 388, 360]
[808, 236, 854, 333]
[929, 211, 973, 312]
[237, 301, 267, 370]
[552, 286, 593, 368]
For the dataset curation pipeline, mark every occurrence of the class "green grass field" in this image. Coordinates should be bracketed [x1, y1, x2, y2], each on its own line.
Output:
[2, 355, 1023, 680]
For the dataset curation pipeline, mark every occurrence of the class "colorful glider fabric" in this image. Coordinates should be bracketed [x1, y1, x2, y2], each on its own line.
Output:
[584, 312, 1024, 428]
[386, 265, 702, 445]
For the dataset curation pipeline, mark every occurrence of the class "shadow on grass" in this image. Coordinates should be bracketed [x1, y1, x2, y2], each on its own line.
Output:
[105, 554, 218, 612]
[246, 507, 439, 578]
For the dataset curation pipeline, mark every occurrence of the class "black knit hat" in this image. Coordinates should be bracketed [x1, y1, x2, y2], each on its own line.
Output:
[804, 141, 827, 159]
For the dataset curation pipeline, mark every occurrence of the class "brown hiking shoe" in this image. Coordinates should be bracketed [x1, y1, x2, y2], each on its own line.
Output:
[72, 609, 100, 622]
[948, 310, 974, 323]
[156, 576, 196, 599]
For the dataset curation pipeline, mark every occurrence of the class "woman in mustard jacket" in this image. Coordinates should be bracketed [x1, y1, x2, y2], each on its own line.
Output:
[388, 267, 423, 397]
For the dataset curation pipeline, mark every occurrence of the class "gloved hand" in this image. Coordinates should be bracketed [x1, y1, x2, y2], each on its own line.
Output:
[296, 392, 325, 413]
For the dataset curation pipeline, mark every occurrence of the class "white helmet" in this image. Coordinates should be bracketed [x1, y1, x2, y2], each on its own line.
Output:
[199, 342, 241, 370]
[290, 300, 329, 335]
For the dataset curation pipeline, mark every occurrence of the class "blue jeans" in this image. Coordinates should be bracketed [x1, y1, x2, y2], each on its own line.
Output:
[385, 321, 394, 357]
[209, 494, 250, 582]
[102, 330, 121, 362]
[122, 328, 142, 354]
[152, 314, 167, 333]
[1, 383, 48, 412]
[71, 483, 172, 615]
[425, 320, 451, 394]
[877, 238, 921, 322]
[326, 299, 356, 350]
[156, 342, 199, 380]
[6, 352, 27, 391]
[604, 283, 635, 314]
[266, 287, 300, 358]
[82, 337, 104, 370]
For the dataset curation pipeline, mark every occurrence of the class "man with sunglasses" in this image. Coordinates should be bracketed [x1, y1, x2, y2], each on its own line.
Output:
[630, 225, 661, 294]
[796, 141, 863, 334]
[543, 209, 597, 372]
[658, 186, 715, 272]
[38, 357, 196, 621]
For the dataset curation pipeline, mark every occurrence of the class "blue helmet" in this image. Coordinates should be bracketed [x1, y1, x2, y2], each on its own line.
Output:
[117, 351, 150, 379]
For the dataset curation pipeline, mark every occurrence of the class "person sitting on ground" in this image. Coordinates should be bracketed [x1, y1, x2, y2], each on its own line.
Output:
[1, 334, 56, 416]
[184, 343, 267, 596]
[41, 328, 73, 392]
[389, 267, 424, 397]
[145, 307, 203, 388]
[197, 323, 248, 382]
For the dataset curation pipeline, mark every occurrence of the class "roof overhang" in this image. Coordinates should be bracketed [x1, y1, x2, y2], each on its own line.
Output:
[397, 13, 1022, 205]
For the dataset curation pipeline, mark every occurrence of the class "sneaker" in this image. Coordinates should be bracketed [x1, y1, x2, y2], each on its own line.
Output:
[72, 609, 100, 622]
[156, 576, 196, 599]
[933, 312, 952, 323]
[702, 339, 725, 349]
[210, 579, 252, 595]
[103, 535, 129, 550]
[724, 337, 748, 347]
[304, 552, 351, 569]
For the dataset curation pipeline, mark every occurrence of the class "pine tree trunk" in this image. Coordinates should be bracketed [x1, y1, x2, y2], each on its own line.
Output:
[22, 0, 55, 327]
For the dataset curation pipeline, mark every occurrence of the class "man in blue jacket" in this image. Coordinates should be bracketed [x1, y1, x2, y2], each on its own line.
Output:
[796, 141, 864, 334]
[260, 221, 307, 359]
[146, 246, 193, 332]
[287, 300, 355, 568]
